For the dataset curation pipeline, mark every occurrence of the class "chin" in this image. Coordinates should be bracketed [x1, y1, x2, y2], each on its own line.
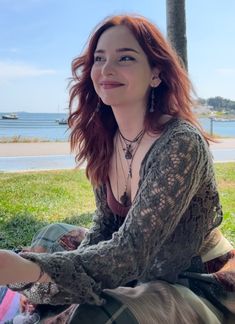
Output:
[101, 98, 122, 107]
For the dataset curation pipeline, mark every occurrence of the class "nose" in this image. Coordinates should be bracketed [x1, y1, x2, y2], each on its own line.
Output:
[101, 60, 115, 76]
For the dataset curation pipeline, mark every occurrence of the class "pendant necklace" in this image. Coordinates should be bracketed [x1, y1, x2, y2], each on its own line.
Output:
[119, 129, 145, 160]
[116, 130, 145, 206]
[116, 143, 130, 207]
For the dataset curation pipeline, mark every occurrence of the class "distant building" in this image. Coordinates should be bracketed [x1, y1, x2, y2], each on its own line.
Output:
[192, 104, 212, 115]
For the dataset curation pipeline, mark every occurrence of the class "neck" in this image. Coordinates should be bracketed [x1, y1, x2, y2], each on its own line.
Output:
[111, 102, 146, 139]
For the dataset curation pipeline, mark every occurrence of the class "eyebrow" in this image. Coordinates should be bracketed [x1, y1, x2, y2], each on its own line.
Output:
[94, 47, 139, 54]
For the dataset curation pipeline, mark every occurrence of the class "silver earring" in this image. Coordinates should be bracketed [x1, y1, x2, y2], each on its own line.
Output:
[149, 88, 155, 113]
[96, 98, 101, 112]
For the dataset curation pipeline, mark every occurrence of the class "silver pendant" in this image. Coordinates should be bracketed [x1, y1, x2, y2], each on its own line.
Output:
[125, 145, 132, 159]
[120, 191, 129, 206]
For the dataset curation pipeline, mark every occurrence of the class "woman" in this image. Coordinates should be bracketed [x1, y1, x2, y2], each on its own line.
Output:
[0, 15, 234, 323]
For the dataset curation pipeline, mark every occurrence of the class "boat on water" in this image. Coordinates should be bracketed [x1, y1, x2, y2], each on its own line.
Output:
[1, 113, 19, 120]
[57, 118, 68, 125]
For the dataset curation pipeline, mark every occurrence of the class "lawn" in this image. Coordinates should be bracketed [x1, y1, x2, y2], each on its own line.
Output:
[0, 170, 95, 248]
[0, 163, 234, 249]
[214, 163, 235, 245]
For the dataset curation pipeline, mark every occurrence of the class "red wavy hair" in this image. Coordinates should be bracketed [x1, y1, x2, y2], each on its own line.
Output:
[68, 15, 209, 187]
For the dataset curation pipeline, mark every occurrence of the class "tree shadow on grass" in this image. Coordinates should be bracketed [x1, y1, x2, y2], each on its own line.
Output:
[0, 213, 48, 249]
[0, 212, 94, 250]
[62, 212, 93, 228]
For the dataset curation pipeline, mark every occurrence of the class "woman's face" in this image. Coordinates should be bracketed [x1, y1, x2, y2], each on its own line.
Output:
[91, 25, 158, 109]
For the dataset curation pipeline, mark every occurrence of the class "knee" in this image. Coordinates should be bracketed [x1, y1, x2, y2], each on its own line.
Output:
[30, 223, 67, 252]
[31, 223, 87, 253]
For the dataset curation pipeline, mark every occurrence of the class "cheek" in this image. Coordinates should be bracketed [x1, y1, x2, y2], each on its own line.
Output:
[90, 67, 95, 83]
[90, 66, 99, 85]
[90, 67, 101, 96]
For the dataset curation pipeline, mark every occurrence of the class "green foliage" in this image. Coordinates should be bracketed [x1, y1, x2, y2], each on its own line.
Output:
[197, 97, 207, 105]
[0, 165, 234, 249]
[0, 136, 68, 143]
[207, 96, 235, 112]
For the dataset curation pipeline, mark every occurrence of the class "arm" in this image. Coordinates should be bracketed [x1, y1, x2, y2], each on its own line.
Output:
[0, 250, 48, 285]
[3, 132, 211, 305]
[77, 185, 118, 252]
[4, 182, 119, 304]
[5, 175, 120, 304]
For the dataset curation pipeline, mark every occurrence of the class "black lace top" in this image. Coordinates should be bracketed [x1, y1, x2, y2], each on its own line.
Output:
[19, 118, 223, 305]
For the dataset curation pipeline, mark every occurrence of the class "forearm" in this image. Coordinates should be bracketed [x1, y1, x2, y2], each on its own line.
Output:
[0, 250, 51, 285]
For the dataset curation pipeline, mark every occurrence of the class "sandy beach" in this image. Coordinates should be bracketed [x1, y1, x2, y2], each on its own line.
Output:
[0, 138, 235, 157]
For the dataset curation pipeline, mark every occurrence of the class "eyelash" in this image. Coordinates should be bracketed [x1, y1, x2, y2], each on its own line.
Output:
[119, 56, 135, 62]
[94, 56, 104, 62]
[94, 56, 135, 62]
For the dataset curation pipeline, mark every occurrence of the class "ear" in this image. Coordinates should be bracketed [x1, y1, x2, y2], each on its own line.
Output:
[150, 68, 161, 88]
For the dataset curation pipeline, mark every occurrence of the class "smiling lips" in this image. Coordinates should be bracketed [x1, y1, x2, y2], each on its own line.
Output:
[100, 81, 124, 89]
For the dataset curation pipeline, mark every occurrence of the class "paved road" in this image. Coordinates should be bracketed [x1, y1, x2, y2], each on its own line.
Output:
[0, 148, 234, 172]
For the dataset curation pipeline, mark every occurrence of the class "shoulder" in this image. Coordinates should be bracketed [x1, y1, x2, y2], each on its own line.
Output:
[165, 118, 205, 138]
[156, 118, 208, 151]
[142, 118, 212, 169]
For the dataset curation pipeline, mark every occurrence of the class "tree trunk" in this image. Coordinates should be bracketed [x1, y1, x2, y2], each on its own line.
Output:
[166, 0, 188, 70]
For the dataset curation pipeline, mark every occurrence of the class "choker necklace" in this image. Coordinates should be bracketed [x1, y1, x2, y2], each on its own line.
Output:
[119, 129, 145, 159]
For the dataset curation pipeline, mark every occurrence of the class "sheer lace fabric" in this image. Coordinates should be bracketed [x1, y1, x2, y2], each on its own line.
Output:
[15, 119, 223, 305]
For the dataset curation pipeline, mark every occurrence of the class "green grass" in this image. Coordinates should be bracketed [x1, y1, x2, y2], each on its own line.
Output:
[0, 170, 96, 248]
[214, 163, 235, 245]
[0, 136, 68, 143]
[0, 164, 234, 249]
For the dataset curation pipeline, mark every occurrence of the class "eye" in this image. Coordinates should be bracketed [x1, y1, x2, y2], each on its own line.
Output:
[94, 56, 105, 62]
[119, 56, 135, 62]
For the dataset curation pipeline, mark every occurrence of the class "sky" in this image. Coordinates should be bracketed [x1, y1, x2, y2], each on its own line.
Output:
[0, 0, 235, 113]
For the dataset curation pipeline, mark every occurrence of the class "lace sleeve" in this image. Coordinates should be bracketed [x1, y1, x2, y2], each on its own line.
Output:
[21, 131, 210, 305]
[77, 186, 117, 252]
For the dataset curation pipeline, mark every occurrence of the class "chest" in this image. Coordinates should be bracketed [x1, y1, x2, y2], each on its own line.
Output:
[109, 133, 160, 204]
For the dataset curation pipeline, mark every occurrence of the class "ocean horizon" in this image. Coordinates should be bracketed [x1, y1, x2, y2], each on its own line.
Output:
[0, 112, 235, 140]
[0, 112, 69, 141]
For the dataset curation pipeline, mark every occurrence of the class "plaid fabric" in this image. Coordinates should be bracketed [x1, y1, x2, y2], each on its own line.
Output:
[40, 293, 138, 323]
[30, 223, 87, 252]
[0, 224, 87, 323]
[69, 293, 138, 324]
[28, 225, 137, 323]
[4, 223, 235, 323]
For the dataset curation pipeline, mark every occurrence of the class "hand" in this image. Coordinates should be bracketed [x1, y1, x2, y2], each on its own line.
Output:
[20, 295, 36, 314]
[0, 249, 41, 285]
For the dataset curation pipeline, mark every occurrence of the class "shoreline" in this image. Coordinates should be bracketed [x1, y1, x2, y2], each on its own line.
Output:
[0, 138, 235, 157]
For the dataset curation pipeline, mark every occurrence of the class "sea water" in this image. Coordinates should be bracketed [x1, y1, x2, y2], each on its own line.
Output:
[200, 117, 235, 137]
[0, 112, 69, 141]
[0, 112, 235, 140]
